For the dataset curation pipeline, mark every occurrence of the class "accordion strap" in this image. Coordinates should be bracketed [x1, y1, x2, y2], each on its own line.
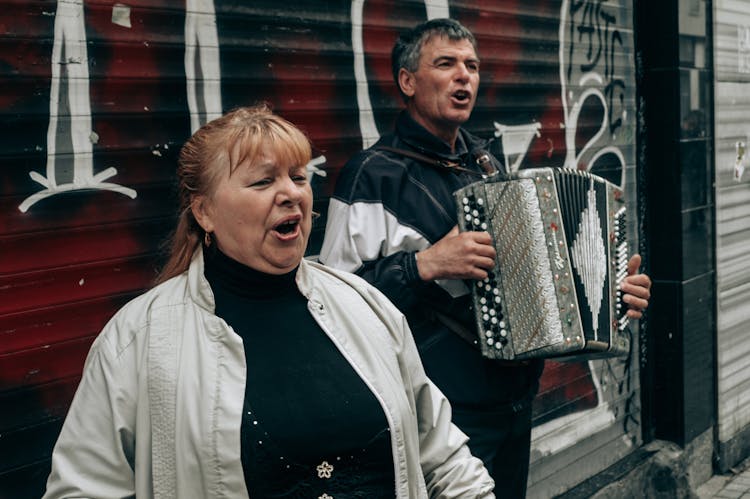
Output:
[377, 145, 493, 176]
[424, 305, 531, 366]
[424, 307, 480, 349]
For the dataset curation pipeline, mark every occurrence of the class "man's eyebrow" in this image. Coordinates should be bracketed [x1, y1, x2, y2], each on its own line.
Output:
[431, 55, 481, 64]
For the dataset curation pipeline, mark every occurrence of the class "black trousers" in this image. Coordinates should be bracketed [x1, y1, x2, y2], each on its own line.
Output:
[451, 402, 534, 499]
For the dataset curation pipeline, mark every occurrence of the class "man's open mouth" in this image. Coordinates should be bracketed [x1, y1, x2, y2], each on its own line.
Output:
[452, 90, 471, 103]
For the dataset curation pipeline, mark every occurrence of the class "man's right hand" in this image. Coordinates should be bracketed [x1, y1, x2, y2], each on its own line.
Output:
[416, 226, 496, 282]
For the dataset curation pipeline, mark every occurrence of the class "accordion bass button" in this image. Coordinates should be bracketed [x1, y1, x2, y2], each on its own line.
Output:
[477, 198, 484, 206]
[462, 197, 469, 205]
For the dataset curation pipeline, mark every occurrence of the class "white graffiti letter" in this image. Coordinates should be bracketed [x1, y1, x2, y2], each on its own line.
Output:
[185, 0, 222, 133]
[20, 0, 136, 213]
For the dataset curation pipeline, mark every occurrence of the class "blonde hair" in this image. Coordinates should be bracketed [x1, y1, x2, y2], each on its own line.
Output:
[156, 104, 312, 284]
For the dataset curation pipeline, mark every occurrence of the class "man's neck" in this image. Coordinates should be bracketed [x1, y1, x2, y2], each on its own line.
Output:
[405, 108, 460, 152]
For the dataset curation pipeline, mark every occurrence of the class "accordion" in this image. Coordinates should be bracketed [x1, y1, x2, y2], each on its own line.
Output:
[454, 167, 630, 361]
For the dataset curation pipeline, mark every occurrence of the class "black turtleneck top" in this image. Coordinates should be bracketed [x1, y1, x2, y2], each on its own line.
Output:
[203, 247, 395, 498]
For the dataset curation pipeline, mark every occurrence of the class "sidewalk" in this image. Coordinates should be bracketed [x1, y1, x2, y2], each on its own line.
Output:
[697, 459, 750, 499]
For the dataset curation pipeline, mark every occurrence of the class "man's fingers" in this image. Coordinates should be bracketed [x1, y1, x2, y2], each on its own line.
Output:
[627, 254, 642, 276]
[622, 275, 651, 295]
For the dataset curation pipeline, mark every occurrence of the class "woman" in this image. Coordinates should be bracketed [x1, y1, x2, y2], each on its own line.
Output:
[43, 105, 495, 498]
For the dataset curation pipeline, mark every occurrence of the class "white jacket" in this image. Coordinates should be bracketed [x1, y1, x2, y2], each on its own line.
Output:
[44, 249, 495, 498]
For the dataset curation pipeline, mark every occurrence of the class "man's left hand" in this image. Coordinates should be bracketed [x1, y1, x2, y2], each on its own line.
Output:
[620, 254, 652, 319]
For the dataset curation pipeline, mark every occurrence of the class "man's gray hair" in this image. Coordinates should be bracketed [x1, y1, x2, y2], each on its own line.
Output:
[391, 18, 478, 100]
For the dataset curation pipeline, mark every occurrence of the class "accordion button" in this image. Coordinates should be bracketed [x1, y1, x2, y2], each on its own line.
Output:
[465, 214, 472, 222]
[487, 338, 494, 346]
[493, 288, 500, 295]
[489, 309, 496, 316]
[485, 330, 493, 337]
[481, 223, 488, 230]
[464, 205, 470, 212]
[462, 197, 469, 204]
[499, 321, 506, 328]
[494, 296, 501, 304]
[481, 306, 488, 313]
[491, 317, 498, 325]
[483, 314, 490, 321]
[473, 218, 480, 225]
[480, 297, 487, 304]
[495, 342, 504, 349]
[477, 198, 484, 206]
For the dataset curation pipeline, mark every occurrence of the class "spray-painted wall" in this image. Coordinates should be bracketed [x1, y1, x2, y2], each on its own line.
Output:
[0, 1, 640, 497]
[713, 0, 750, 471]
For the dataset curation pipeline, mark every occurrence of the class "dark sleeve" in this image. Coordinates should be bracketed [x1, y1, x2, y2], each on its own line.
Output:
[319, 152, 432, 313]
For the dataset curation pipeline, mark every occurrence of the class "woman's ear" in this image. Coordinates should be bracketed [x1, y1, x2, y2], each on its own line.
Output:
[191, 195, 214, 233]
[398, 67, 416, 98]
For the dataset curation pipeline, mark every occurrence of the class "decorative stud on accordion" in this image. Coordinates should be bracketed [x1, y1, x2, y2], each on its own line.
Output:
[454, 167, 631, 361]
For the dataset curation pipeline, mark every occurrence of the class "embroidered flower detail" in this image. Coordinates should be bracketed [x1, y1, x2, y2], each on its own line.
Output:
[316, 460, 334, 479]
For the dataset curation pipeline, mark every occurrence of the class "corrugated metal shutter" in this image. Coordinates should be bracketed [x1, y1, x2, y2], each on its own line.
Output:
[515, 2, 641, 495]
[713, 0, 750, 468]
[0, 1, 640, 496]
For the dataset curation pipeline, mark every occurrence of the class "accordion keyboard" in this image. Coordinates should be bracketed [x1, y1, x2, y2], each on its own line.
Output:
[455, 168, 631, 361]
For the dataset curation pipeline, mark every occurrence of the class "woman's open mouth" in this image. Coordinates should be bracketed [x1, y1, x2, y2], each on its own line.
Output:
[272, 218, 301, 240]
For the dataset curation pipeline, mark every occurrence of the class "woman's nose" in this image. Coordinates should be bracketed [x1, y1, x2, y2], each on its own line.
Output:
[277, 177, 303, 205]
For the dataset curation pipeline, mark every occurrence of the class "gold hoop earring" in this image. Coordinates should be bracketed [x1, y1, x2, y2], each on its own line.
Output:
[204, 231, 212, 247]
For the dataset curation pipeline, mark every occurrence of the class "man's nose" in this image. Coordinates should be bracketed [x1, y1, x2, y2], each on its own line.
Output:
[455, 63, 471, 81]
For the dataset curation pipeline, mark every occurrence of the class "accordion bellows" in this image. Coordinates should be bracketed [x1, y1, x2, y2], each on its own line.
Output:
[454, 167, 630, 361]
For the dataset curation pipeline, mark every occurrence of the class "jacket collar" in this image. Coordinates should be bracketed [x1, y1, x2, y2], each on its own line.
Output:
[394, 111, 486, 161]
[188, 246, 216, 312]
[188, 246, 315, 311]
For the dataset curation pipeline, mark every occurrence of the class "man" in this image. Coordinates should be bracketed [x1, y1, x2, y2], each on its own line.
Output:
[320, 18, 651, 497]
